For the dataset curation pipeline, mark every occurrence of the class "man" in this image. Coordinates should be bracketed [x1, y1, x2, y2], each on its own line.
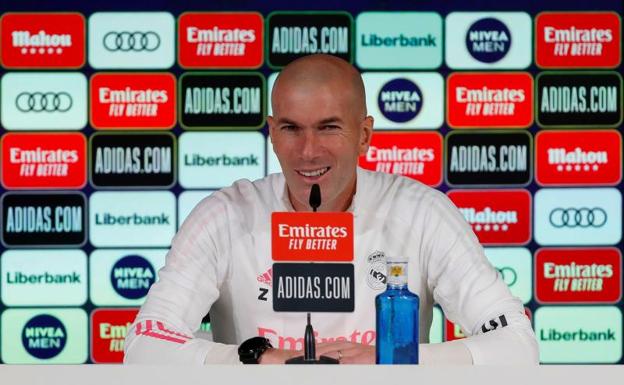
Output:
[124, 54, 539, 365]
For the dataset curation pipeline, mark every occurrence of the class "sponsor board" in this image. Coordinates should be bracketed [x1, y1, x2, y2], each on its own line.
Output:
[446, 72, 533, 128]
[1, 308, 87, 364]
[88, 12, 175, 69]
[535, 248, 621, 304]
[445, 131, 532, 186]
[266, 11, 353, 68]
[89, 249, 167, 306]
[484, 247, 532, 304]
[1, 249, 87, 306]
[90, 72, 176, 129]
[178, 12, 263, 68]
[179, 132, 265, 188]
[89, 191, 175, 247]
[445, 318, 466, 342]
[535, 306, 622, 363]
[89, 132, 176, 188]
[272, 262, 354, 312]
[358, 131, 442, 186]
[536, 72, 622, 128]
[266, 134, 282, 175]
[534, 188, 621, 246]
[0, 12, 86, 68]
[178, 190, 214, 228]
[0, 72, 87, 130]
[362, 72, 444, 129]
[429, 306, 443, 344]
[355, 12, 442, 69]
[445, 12, 532, 69]
[536, 12, 621, 68]
[535, 130, 622, 186]
[1, 133, 87, 189]
[1, 192, 86, 247]
[90, 308, 139, 363]
[447, 189, 531, 245]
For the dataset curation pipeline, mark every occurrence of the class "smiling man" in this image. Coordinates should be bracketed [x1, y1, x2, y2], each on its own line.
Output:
[124, 54, 538, 365]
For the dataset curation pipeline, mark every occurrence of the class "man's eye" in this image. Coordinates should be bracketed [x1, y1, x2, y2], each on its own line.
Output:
[281, 125, 297, 131]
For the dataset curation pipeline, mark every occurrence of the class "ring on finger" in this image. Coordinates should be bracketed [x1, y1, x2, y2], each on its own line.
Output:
[337, 350, 343, 361]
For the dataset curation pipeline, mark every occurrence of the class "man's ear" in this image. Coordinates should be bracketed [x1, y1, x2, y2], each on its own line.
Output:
[358, 115, 374, 155]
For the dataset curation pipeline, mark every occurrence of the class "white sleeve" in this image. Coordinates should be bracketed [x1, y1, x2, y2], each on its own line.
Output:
[419, 191, 539, 365]
[123, 196, 241, 365]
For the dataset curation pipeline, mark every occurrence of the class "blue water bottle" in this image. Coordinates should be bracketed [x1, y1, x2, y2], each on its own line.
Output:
[375, 258, 419, 364]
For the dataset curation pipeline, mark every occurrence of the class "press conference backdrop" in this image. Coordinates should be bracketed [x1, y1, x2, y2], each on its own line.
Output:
[0, 0, 622, 364]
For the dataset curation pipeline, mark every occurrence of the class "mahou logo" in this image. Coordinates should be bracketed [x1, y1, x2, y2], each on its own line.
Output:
[1, 13, 86, 68]
[447, 72, 533, 128]
[359, 132, 442, 186]
[536, 130, 622, 186]
[90, 308, 138, 363]
[178, 12, 263, 68]
[2, 133, 86, 189]
[447, 190, 531, 245]
[536, 12, 621, 68]
[90, 73, 176, 129]
[536, 248, 621, 304]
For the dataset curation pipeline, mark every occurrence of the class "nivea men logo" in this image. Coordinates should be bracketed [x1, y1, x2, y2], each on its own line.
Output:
[180, 72, 265, 128]
[267, 12, 353, 68]
[446, 132, 531, 186]
[537, 72, 622, 127]
[22, 314, 67, 359]
[110, 255, 156, 300]
[377, 78, 423, 122]
[90, 133, 175, 188]
[466, 18, 511, 63]
[2, 193, 86, 247]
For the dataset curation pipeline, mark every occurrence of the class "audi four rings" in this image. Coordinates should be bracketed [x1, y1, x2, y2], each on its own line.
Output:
[15, 92, 73, 112]
[548, 207, 608, 228]
[103, 31, 161, 51]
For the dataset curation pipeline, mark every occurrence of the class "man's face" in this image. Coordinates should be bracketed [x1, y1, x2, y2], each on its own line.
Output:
[269, 82, 372, 211]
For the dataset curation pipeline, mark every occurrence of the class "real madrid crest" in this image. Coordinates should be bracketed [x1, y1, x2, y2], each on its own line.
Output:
[366, 251, 387, 290]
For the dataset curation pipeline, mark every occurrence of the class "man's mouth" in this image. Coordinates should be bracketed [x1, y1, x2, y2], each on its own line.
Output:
[296, 167, 330, 178]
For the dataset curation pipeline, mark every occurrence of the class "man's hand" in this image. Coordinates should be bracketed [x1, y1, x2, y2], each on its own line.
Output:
[315, 342, 375, 364]
[258, 348, 300, 364]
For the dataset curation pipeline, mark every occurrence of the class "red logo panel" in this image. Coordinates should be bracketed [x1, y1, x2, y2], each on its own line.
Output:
[447, 72, 533, 128]
[178, 12, 263, 68]
[1, 12, 85, 68]
[535, 248, 622, 304]
[536, 130, 622, 186]
[445, 319, 466, 342]
[359, 132, 442, 186]
[90, 308, 138, 363]
[536, 12, 621, 68]
[90, 73, 176, 129]
[1, 133, 86, 189]
[447, 190, 531, 245]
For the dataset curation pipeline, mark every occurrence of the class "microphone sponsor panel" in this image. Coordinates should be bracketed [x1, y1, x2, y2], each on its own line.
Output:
[89, 132, 176, 188]
[358, 131, 443, 186]
[446, 72, 533, 128]
[535, 306, 622, 363]
[448, 189, 531, 245]
[178, 12, 264, 68]
[89, 191, 175, 247]
[179, 132, 265, 188]
[362, 72, 444, 129]
[445, 12, 532, 69]
[1, 132, 87, 189]
[535, 12, 621, 68]
[535, 248, 621, 304]
[355, 12, 442, 69]
[1, 192, 86, 247]
[536, 72, 622, 127]
[0, 72, 87, 130]
[484, 247, 532, 304]
[90, 308, 139, 363]
[178, 190, 214, 228]
[534, 188, 621, 246]
[445, 131, 532, 186]
[90, 72, 176, 129]
[1, 249, 87, 307]
[1, 308, 87, 364]
[535, 130, 622, 186]
[266, 11, 353, 68]
[89, 249, 167, 306]
[88, 12, 175, 69]
[180, 72, 265, 129]
[0, 12, 85, 68]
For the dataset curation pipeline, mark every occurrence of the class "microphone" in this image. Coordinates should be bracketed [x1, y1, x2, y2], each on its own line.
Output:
[309, 184, 321, 212]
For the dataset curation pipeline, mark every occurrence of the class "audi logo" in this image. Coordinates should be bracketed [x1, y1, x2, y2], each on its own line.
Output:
[15, 92, 73, 112]
[103, 31, 160, 52]
[549, 207, 607, 228]
[496, 267, 517, 287]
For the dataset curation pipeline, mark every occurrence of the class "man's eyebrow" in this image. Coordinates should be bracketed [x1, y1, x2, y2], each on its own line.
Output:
[276, 118, 299, 125]
[318, 117, 344, 125]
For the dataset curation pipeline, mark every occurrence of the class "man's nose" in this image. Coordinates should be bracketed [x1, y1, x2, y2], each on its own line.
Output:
[300, 129, 321, 160]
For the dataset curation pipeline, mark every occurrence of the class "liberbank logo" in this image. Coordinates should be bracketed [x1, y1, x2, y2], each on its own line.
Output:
[90, 308, 138, 363]
[0, 13, 86, 68]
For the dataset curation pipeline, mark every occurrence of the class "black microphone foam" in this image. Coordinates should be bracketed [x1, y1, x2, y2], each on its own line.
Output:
[309, 184, 321, 212]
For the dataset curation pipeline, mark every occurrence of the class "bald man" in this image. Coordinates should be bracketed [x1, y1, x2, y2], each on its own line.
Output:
[124, 55, 538, 365]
